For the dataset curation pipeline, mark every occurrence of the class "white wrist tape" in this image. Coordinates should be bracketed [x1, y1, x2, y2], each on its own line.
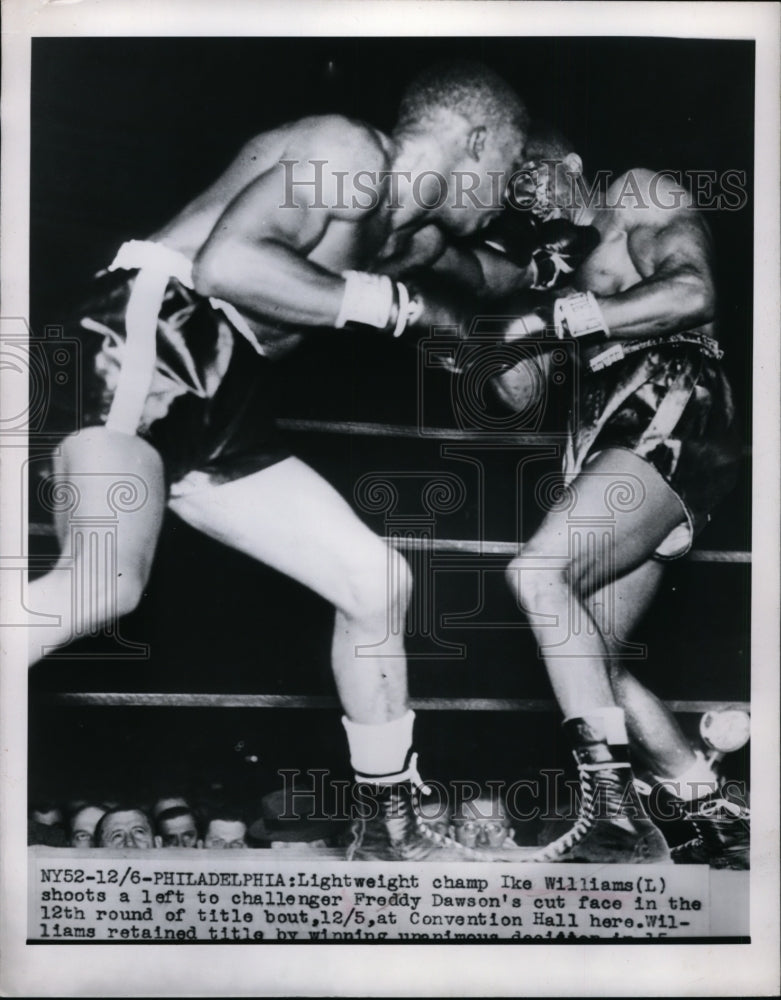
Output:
[335, 270, 422, 337]
[400, 288, 424, 337]
[394, 280, 411, 338]
[335, 270, 396, 330]
[553, 290, 610, 342]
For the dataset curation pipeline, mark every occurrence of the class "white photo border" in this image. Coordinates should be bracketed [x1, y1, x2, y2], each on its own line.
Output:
[1, 1, 779, 996]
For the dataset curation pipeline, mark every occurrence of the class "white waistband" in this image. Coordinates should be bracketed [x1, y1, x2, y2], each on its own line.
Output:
[108, 240, 264, 355]
[108, 240, 195, 287]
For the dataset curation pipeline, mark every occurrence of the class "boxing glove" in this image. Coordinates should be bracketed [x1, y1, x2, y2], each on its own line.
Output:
[529, 219, 601, 290]
[480, 211, 538, 269]
[480, 214, 599, 291]
[401, 268, 477, 335]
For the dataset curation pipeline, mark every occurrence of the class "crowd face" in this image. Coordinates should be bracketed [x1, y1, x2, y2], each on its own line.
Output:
[32, 806, 63, 827]
[451, 797, 513, 850]
[159, 812, 199, 848]
[152, 796, 189, 820]
[69, 805, 106, 848]
[98, 810, 155, 849]
[204, 819, 247, 849]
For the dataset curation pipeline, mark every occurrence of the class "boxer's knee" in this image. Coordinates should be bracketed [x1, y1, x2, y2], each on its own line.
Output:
[46, 551, 146, 628]
[506, 546, 572, 616]
[91, 555, 148, 621]
[338, 545, 412, 623]
[113, 569, 147, 619]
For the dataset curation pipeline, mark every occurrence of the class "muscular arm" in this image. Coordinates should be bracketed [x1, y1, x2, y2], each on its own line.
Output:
[432, 241, 488, 291]
[384, 219, 536, 297]
[382, 223, 490, 293]
[192, 121, 385, 327]
[594, 172, 715, 339]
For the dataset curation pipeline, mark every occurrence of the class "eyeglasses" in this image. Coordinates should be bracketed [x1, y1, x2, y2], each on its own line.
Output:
[453, 821, 508, 838]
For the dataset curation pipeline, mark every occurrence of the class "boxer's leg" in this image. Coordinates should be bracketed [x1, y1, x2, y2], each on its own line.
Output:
[506, 448, 686, 718]
[585, 538, 748, 868]
[28, 428, 166, 665]
[585, 560, 700, 779]
[170, 458, 474, 860]
[168, 456, 411, 726]
[509, 448, 686, 862]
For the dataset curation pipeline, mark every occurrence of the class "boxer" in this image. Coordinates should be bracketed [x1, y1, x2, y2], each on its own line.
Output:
[402, 127, 747, 865]
[495, 128, 747, 866]
[29, 62, 529, 861]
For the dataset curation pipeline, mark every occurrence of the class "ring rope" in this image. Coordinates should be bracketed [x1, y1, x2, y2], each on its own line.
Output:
[26, 520, 749, 563]
[46, 691, 749, 713]
[28, 416, 750, 564]
[388, 536, 751, 563]
[275, 417, 752, 457]
[276, 417, 555, 445]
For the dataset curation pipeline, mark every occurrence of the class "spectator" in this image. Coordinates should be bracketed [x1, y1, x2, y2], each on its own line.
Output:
[95, 806, 159, 849]
[69, 803, 108, 849]
[157, 805, 201, 848]
[451, 791, 516, 851]
[203, 812, 248, 849]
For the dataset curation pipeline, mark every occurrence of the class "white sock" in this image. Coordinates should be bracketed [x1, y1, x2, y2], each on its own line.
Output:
[342, 710, 415, 779]
[656, 750, 719, 802]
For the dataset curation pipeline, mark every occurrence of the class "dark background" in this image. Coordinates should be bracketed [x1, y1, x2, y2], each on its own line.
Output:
[28, 37, 753, 810]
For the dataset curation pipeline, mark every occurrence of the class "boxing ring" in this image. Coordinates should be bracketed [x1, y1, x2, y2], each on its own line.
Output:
[31, 414, 751, 722]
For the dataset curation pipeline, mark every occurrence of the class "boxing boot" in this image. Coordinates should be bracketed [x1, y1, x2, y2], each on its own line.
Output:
[345, 753, 502, 861]
[531, 711, 671, 864]
[669, 790, 750, 869]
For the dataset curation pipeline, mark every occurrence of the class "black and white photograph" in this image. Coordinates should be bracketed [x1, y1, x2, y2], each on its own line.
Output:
[1, 1, 779, 996]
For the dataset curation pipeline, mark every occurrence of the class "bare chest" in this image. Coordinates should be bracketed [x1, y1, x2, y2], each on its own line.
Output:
[308, 205, 404, 274]
[574, 218, 642, 295]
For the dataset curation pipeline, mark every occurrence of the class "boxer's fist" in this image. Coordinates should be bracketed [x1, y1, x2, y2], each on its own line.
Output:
[499, 289, 610, 345]
[499, 297, 554, 342]
[480, 211, 538, 269]
[403, 269, 475, 335]
[530, 220, 600, 290]
[334, 269, 475, 340]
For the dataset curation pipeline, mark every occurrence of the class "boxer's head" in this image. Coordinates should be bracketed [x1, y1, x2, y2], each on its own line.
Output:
[394, 61, 528, 235]
[517, 124, 583, 222]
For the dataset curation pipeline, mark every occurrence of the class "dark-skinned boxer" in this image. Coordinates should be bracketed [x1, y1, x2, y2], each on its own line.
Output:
[405, 127, 747, 867]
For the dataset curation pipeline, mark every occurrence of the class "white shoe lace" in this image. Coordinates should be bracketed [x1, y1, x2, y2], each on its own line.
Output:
[349, 757, 510, 861]
[526, 760, 634, 863]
